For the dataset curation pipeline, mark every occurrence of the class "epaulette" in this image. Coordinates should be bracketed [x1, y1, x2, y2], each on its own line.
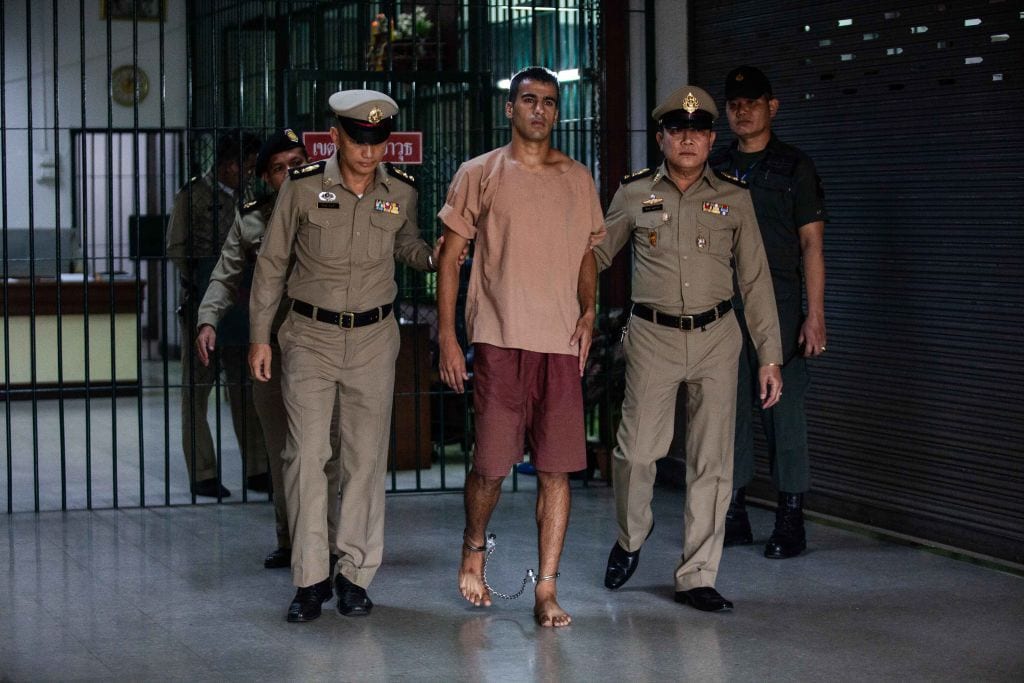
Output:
[386, 163, 417, 188]
[288, 160, 326, 179]
[240, 197, 271, 215]
[714, 169, 748, 188]
[621, 167, 655, 184]
[177, 175, 201, 192]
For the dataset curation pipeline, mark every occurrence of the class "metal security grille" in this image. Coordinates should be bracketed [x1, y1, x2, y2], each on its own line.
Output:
[690, 0, 1024, 562]
[0, 0, 606, 513]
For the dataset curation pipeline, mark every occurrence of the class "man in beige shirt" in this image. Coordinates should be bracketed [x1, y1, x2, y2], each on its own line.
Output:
[594, 86, 782, 612]
[166, 130, 266, 498]
[195, 129, 342, 571]
[249, 91, 441, 622]
[437, 67, 606, 628]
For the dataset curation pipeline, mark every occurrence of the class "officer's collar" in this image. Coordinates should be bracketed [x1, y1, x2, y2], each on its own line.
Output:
[322, 154, 390, 194]
[652, 161, 717, 191]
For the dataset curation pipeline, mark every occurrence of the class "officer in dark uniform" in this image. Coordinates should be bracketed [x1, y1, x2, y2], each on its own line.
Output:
[710, 66, 828, 558]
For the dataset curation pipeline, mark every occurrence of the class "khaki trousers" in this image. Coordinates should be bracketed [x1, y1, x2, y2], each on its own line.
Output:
[180, 328, 268, 483]
[612, 312, 741, 591]
[251, 342, 341, 550]
[279, 311, 399, 589]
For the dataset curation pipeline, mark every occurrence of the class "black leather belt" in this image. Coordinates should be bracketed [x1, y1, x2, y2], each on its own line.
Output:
[632, 301, 732, 330]
[291, 299, 392, 329]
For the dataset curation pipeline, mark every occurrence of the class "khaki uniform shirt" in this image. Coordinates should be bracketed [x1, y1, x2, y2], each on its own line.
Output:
[250, 155, 431, 344]
[594, 162, 782, 366]
[197, 196, 291, 339]
[166, 172, 238, 299]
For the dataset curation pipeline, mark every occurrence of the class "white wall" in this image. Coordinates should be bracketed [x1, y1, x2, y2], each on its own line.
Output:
[1, 0, 187, 236]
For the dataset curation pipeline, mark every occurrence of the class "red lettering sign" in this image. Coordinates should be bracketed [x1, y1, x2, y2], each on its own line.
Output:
[303, 131, 423, 165]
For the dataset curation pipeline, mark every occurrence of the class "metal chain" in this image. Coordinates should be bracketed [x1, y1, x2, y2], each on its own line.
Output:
[481, 533, 535, 600]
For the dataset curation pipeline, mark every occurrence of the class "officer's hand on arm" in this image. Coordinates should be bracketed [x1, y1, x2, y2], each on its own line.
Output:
[437, 228, 470, 393]
[195, 325, 216, 367]
[432, 234, 469, 269]
[248, 343, 272, 383]
[759, 364, 784, 409]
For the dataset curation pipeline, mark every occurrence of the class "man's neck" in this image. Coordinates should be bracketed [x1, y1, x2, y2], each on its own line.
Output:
[508, 134, 553, 170]
[340, 163, 375, 196]
[665, 163, 705, 193]
[737, 130, 771, 154]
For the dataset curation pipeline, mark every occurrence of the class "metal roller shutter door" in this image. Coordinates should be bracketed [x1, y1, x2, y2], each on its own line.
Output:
[690, 0, 1024, 563]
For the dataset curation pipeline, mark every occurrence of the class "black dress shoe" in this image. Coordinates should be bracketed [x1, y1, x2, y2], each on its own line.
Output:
[192, 478, 231, 498]
[674, 587, 734, 612]
[264, 547, 291, 569]
[286, 578, 333, 623]
[764, 492, 807, 559]
[335, 574, 373, 617]
[724, 488, 753, 547]
[605, 542, 642, 590]
[604, 524, 653, 590]
[246, 472, 272, 493]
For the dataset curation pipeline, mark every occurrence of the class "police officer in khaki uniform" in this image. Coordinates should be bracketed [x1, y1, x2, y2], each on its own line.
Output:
[195, 129, 342, 570]
[249, 91, 440, 622]
[166, 131, 268, 498]
[594, 86, 783, 612]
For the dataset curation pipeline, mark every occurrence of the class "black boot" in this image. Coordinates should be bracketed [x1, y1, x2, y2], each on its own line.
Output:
[724, 488, 753, 547]
[764, 492, 806, 559]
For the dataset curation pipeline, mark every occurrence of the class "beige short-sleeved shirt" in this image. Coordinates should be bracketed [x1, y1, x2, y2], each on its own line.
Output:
[438, 146, 606, 355]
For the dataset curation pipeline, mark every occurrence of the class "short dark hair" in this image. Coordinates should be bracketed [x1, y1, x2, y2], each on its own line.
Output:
[508, 66, 559, 104]
[215, 130, 261, 168]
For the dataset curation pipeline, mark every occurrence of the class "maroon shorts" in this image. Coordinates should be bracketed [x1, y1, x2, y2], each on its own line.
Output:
[472, 343, 586, 477]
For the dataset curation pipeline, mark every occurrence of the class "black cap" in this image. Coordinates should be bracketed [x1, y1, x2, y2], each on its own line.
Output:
[255, 128, 305, 176]
[725, 66, 772, 100]
[660, 108, 716, 131]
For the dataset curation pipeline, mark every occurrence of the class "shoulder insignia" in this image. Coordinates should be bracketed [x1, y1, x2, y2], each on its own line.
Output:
[621, 167, 654, 184]
[386, 163, 417, 188]
[288, 160, 326, 179]
[177, 175, 201, 193]
[714, 169, 748, 188]
[240, 199, 260, 213]
[240, 197, 274, 215]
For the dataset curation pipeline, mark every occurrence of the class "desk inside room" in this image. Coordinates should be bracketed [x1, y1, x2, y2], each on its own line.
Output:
[0, 278, 144, 397]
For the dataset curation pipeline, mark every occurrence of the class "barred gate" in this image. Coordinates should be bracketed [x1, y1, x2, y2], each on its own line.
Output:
[1, 0, 608, 512]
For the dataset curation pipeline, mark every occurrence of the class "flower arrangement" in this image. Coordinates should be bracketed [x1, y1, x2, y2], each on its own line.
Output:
[395, 6, 433, 39]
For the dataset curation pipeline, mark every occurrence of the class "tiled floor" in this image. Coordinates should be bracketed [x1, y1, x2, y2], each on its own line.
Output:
[3, 485, 1022, 681]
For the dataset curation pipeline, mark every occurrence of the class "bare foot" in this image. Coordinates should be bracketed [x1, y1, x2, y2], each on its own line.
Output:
[459, 541, 492, 607]
[534, 586, 571, 627]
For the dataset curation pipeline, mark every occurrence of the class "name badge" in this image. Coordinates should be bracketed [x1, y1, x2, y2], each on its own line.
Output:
[318, 202, 339, 209]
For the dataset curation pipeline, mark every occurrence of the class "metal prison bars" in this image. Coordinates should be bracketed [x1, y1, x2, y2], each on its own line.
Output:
[0, 0, 616, 514]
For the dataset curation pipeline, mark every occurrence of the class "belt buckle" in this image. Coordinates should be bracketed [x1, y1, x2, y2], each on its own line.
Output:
[339, 312, 356, 329]
[678, 314, 694, 330]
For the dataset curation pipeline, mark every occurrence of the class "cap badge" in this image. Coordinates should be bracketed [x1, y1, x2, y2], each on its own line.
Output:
[367, 106, 384, 125]
[683, 92, 700, 114]
[285, 129, 299, 142]
[734, 73, 745, 82]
